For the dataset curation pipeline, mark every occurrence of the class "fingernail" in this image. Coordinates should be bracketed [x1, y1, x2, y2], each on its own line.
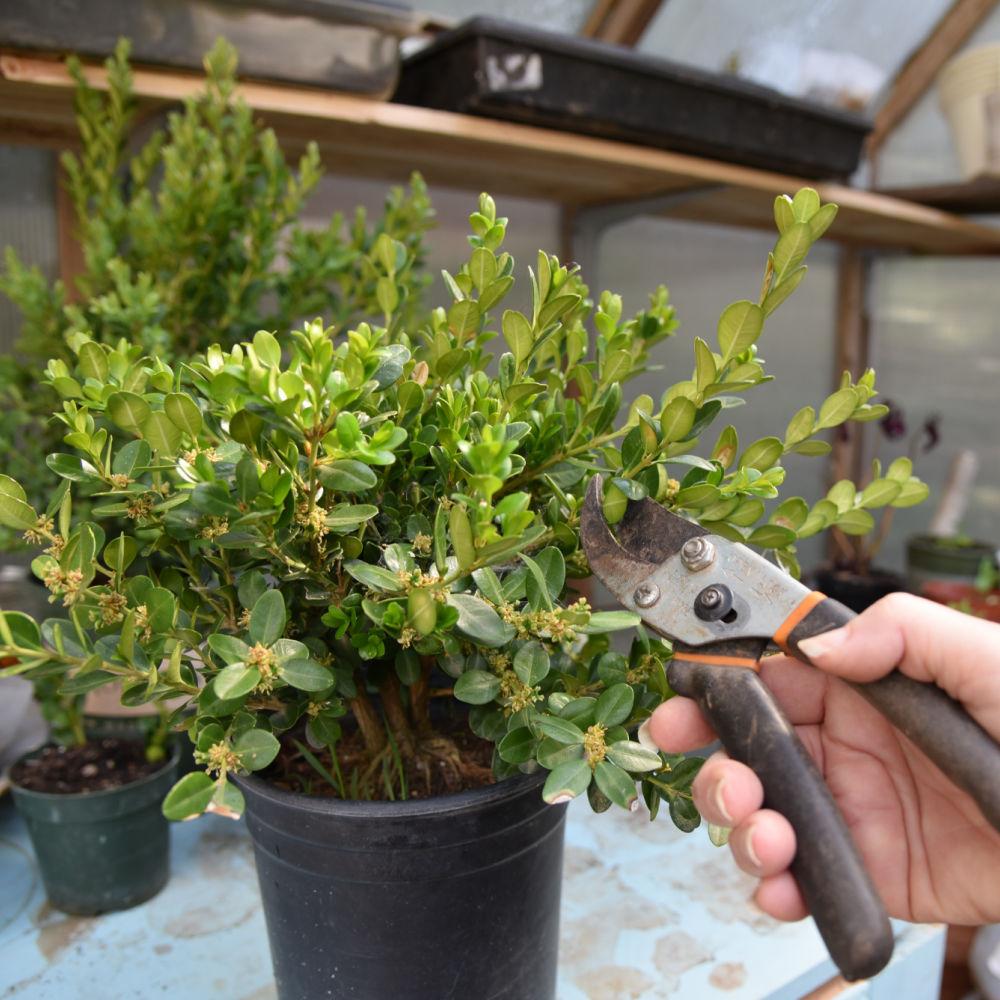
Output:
[798, 627, 848, 661]
[740, 823, 763, 871]
[637, 718, 658, 751]
[712, 778, 733, 825]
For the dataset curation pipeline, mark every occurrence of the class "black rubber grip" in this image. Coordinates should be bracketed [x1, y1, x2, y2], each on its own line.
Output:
[668, 657, 894, 981]
[786, 597, 1000, 833]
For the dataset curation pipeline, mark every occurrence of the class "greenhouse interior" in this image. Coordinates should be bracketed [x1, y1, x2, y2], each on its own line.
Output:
[1, 1, 1000, 998]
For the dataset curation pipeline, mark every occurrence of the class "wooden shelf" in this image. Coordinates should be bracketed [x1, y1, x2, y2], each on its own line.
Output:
[4, 50, 1000, 255]
[879, 176, 1000, 216]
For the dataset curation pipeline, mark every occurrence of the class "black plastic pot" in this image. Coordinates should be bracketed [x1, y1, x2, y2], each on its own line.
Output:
[238, 770, 567, 1000]
[905, 533, 998, 592]
[395, 17, 871, 179]
[810, 566, 904, 614]
[10, 744, 179, 915]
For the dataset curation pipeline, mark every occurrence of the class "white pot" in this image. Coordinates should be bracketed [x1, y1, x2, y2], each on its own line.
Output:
[939, 44, 1000, 179]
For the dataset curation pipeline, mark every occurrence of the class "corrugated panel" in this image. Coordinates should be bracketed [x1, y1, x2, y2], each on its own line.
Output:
[869, 255, 1000, 569]
[0, 145, 59, 354]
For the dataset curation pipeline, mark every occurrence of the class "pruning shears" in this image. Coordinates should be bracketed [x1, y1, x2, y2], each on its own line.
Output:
[580, 477, 1000, 981]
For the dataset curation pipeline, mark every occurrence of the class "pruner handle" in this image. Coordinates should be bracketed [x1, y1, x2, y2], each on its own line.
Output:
[780, 594, 1000, 834]
[668, 655, 894, 981]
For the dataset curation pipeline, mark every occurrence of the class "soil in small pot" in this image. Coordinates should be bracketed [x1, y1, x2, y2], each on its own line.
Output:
[10, 738, 163, 794]
[266, 712, 496, 801]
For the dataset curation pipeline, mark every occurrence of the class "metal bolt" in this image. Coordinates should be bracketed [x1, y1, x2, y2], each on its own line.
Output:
[680, 536, 716, 572]
[699, 586, 724, 608]
[633, 583, 660, 608]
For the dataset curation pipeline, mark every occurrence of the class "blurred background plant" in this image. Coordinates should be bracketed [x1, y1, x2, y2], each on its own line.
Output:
[0, 38, 435, 553]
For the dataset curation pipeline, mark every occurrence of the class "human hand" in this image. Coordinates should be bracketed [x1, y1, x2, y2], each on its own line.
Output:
[645, 593, 1000, 925]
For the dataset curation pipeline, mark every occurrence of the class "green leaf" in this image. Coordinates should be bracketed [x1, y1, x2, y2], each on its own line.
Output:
[469, 247, 497, 291]
[453, 669, 501, 705]
[448, 593, 516, 647]
[319, 460, 377, 493]
[791, 187, 820, 221]
[325, 504, 379, 531]
[520, 552, 554, 610]
[513, 641, 550, 686]
[249, 589, 285, 646]
[717, 301, 763, 361]
[583, 611, 641, 634]
[747, 524, 797, 548]
[536, 715, 586, 745]
[498, 727, 536, 764]
[279, 658, 334, 692]
[808, 203, 838, 240]
[235, 729, 280, 770]
[772, 222, 812, 281]
[660, 397, 697, 443]
[773, 195, 794, 233]
[214, 663, 260, 699]
[165, 393, 203, 437]
[542, 758, 592, 804]
[886, 457, 913, 482]
[669, 794, 701, 832]
[107, 391, 151, 432]
[693, 337, 717, 392]
[593, 683, 634, 727]
[770, 497, 809, 531]
[892, 479, 930, 508]
[763, 265, 807, 316]
[739, 437, 783, 471]
[142, 411, 182, 456]
[229, 409, 263, 448]
[501, 310, 533, 364]
[253, 330, 282, 367]
[792, 440, 831, 457]
[605, 740, 661, 772]
[162, 772, 216, 820]
[344, 562, 402, 592]
[594, 760, 637, 810]
[0, 493, 37, 531]
[77, 340, 108, 381]
[816, 388, 859, 430]
[0, 475, 26, 502]
[836, 508, 876, 535]
[783, 405, 815, 446]
[859, 479, 902, 508]
[827, 479, 856, 513]
[207, 633, 251, 665]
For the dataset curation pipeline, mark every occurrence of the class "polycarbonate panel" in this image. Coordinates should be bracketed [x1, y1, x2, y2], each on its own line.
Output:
[867, 256, 1000, 570]
[641, 0, 950, 110]
[0, 145, 59, 354]
[415, 0, 593, 33]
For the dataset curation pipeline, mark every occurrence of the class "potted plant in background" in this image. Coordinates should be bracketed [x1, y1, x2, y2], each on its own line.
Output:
[0, 39, 433, 775]
[0, 157, 927, 996]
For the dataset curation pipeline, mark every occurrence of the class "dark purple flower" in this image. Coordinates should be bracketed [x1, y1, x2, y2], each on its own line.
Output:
[879, 400, 907, 440]
[920, 414, 941, 453]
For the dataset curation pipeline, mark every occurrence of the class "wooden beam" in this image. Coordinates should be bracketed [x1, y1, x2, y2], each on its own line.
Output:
[55, 162, 85, 303]
[5, 51, 1000, 254]
[829, 247, 871, 484]
[582, 0, 664, 46]
[870, 0, 999, 151]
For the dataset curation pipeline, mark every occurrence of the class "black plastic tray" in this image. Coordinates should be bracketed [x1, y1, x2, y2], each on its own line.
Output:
[395, 18, 871, 180]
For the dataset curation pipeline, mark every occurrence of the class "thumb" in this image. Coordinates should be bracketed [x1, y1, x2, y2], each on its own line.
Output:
[797, 592, 1000, 739]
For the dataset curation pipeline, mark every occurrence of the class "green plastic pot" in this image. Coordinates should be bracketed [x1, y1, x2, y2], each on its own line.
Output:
[10, 743, 179, 915]
[905, 534, 999, 592]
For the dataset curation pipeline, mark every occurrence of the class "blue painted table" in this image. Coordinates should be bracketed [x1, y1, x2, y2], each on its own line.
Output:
[0, 796, 944, 999]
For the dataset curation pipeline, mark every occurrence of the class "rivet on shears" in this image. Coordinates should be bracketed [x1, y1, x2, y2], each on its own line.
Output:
[681, 536, 716, 571]
[633, 583, 660, 608]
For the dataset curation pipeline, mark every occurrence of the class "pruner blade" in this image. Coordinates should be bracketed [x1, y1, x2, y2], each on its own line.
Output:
[580, 476, 706, 610]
